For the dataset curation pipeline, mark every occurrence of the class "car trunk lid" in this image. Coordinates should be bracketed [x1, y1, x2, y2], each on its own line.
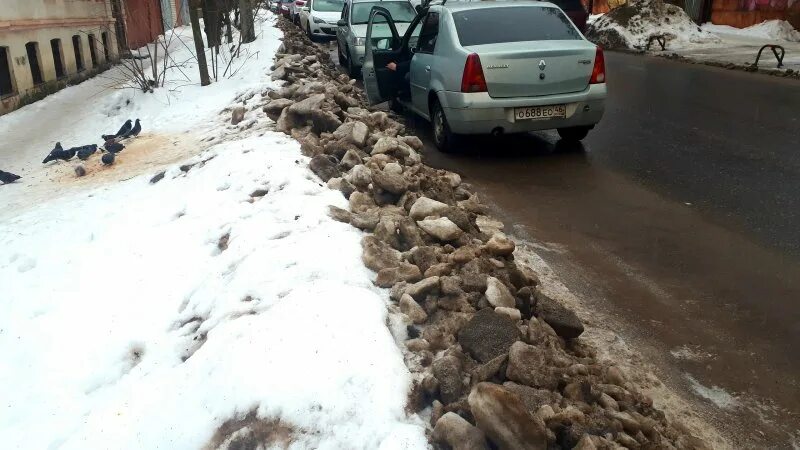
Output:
[465, 40, 597, 98]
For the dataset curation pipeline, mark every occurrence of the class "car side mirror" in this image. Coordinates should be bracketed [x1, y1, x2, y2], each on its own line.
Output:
[337, 19, 347, 26]
[415, 5, 423, 13]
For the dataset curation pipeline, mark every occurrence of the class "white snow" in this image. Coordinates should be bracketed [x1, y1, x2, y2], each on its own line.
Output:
[0, 13, 426, 450]
[702, 20, 800, 43]
[587, 13, 604, 26]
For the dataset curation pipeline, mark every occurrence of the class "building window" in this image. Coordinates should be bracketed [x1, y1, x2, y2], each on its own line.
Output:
[25, 42, 44, 85]
[88, 34, 98, 67]
[51, 39, 66, 79]
[101, 32, 110, 61]
[0, 46, 17, 97]
[72, 35, 84, 72]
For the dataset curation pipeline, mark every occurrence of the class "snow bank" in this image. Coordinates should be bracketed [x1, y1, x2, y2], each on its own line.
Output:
[0, 133, 426, 449]
[702, 20, 800, 43]
[586, 0, 721, 50]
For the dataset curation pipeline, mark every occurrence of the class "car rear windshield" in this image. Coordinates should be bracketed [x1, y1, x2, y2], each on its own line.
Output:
[351, 1, 417, 24]
[453, 6, 581, 46]
[313, 0, 344, 12]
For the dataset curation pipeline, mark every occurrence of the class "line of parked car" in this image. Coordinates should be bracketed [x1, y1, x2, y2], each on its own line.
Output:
[270, 0, 604, 152]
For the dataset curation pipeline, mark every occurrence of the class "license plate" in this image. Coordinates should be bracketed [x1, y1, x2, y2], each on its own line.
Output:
[514, 105, 566, 121]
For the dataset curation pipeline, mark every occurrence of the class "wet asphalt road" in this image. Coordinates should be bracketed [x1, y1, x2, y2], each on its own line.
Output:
[323, 43, 800, 446]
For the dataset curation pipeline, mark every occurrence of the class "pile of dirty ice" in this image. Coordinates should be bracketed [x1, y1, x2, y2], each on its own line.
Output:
[586, 0, 721, 50]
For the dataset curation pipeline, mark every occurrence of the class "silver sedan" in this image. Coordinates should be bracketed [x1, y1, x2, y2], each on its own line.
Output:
[362, 1, 607, 152]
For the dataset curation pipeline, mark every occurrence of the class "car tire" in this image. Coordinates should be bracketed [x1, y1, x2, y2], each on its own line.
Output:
[389, 97, 404, 114]
[346, 48, 360, 79]
[557, 126, 591, 142]
[431, 100, 458, 153]
[306, 22, 315, 42]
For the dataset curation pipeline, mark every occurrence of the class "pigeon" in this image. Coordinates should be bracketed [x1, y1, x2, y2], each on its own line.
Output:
[42, 146, 76, 164]
[101, 134, 116, 141]
[104, 137, 122, 146]
[105, 142, 125, 153]
[42, 142, 65, 164]
[0, 170, 21, 184]
[101, 152, 115, 165]
[129, 119, 141, 137]
[115, 120, 133, 138]
[76, 144, 99, 160]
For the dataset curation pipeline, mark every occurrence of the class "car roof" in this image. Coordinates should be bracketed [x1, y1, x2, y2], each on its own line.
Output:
[434, 0, 558, 12]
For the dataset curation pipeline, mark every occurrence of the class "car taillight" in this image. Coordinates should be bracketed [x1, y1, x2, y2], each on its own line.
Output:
[590, 46, 605, 84]
[295, 0, 305, 4]
[461, 53, 487, 93]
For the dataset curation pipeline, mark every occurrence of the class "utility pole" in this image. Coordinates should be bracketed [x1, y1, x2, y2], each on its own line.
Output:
[189, 0, 211, 86]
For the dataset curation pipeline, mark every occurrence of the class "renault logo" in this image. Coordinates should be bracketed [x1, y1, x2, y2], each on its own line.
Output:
[538, 60, 546, 71]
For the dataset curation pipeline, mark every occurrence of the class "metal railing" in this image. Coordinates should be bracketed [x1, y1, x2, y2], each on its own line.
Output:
[754, 44, 785, 69]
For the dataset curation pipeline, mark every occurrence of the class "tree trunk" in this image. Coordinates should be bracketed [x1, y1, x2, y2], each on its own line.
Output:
[189, 0, 211, 86]
[240, 0, 256, 43]
[225, 11, 233, 43]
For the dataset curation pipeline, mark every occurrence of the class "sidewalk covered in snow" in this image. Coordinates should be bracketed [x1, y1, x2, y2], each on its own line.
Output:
[0, 15, 426, 450]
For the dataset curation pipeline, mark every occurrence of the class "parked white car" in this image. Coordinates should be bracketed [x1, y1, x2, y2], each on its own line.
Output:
[299, 0, 345, 41]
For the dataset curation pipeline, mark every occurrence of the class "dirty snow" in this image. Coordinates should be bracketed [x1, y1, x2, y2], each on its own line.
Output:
[702, 20, 800, 43]
[0, 14, 426, 450]
[685, 374, 740, 409]
[586, 0, 721, 49]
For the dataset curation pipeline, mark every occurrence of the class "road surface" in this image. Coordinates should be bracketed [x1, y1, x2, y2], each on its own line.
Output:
[324, 43, 800, 447]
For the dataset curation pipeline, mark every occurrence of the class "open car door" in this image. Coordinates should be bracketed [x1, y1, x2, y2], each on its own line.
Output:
[362, 6, 402, 105]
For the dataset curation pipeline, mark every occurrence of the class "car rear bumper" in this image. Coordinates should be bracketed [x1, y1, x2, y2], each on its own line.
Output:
[440, 84, 606, 135]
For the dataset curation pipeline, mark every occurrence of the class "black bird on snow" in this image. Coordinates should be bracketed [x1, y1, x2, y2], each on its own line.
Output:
[42, 142, 75, 163]
[115, 120, 133, 138]
[0, 170, 21, 184]
[101, 152, 115, 165]
[77, 144, 99, 160]
[42, 142, 62, 163]
[129, 119, 142, 137]
[105, 142, 125, 153]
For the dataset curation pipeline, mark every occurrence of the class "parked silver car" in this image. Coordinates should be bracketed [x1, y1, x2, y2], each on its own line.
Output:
[336, 0, 418, 78]
[362, 1, 607, 151]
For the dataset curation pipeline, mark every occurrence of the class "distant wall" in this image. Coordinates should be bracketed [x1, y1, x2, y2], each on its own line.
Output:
[711, 0, 800, 29]
[0, 0, 118, 116]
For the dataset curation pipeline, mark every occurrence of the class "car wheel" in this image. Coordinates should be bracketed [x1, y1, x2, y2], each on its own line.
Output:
[389, 97, 404, 114]
[431, 100, 458, 153]
[557, 126, 591, 141]
[306, 22, 315, 42]
[346, 48, 360, 79]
